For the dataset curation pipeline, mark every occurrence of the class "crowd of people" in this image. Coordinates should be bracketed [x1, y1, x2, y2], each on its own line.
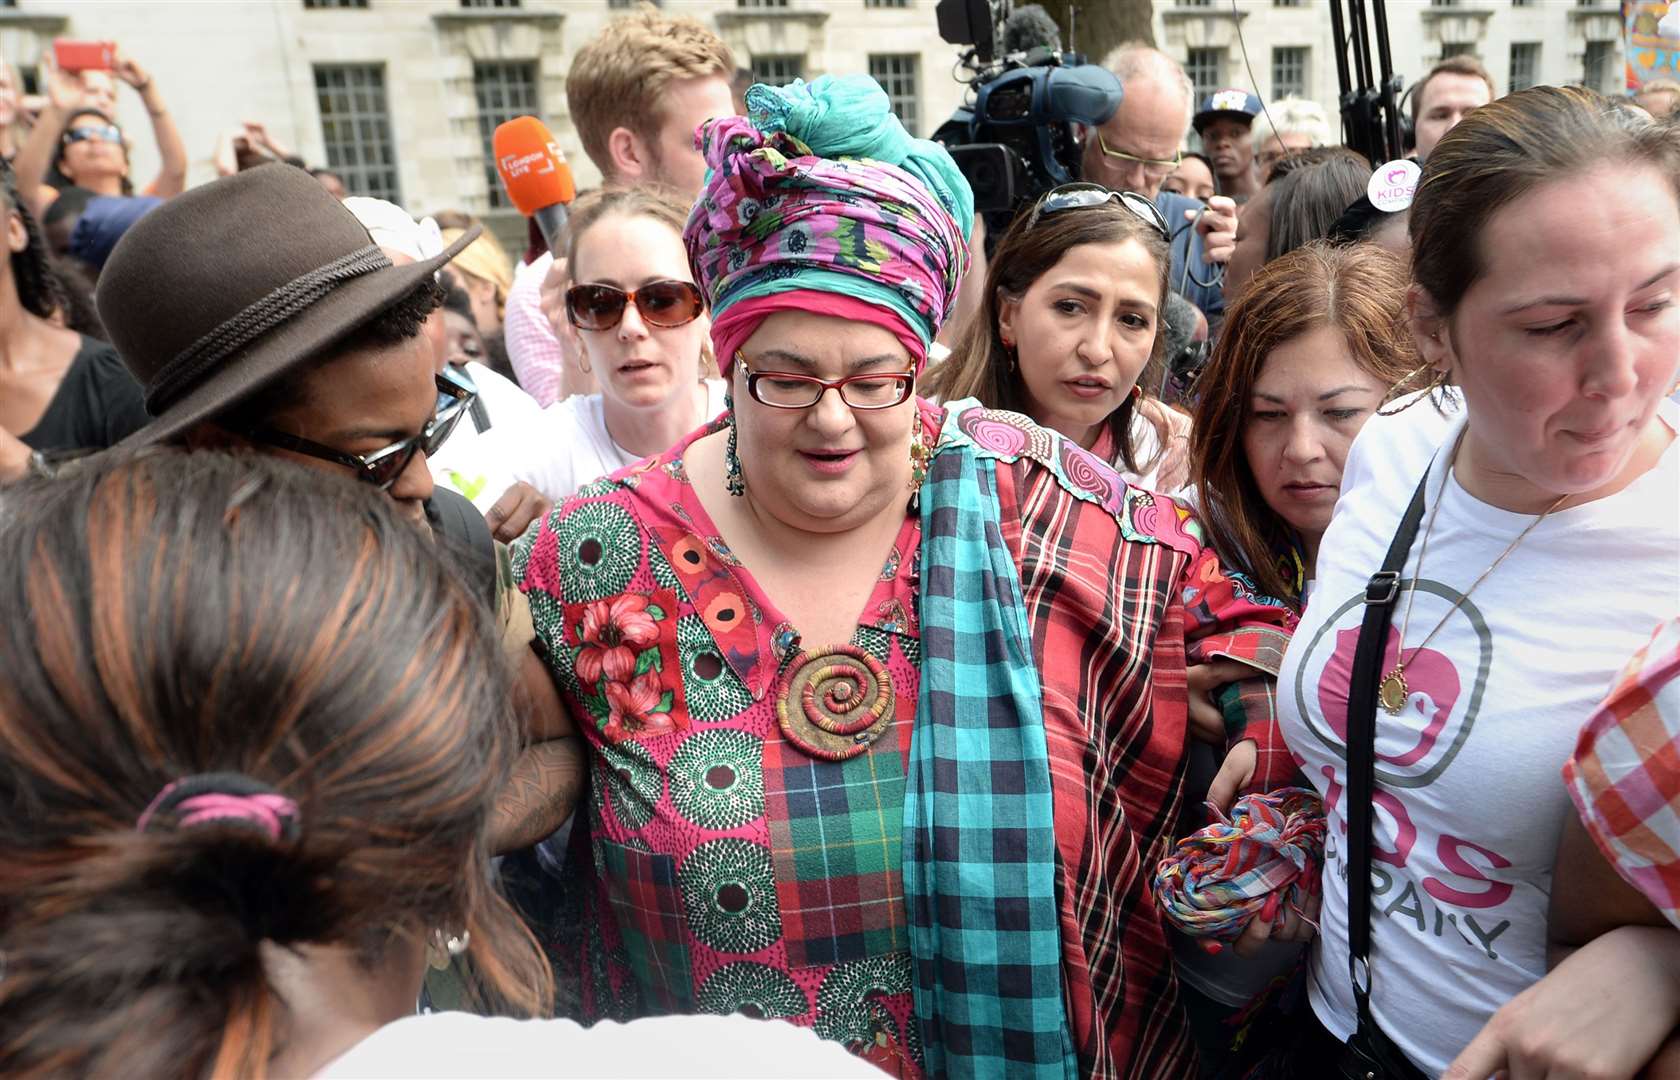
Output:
[0, 6, 1677, 1079]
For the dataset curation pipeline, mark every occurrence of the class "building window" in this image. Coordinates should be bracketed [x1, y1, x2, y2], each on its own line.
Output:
[1271, 46, 1308, 98]
[474, 61, 540, 210]
[752, 54, 804, 86]
[1185, 47, 1222, 102]
[303, 0, 368, 8]
[864, 0, 909, 6]
[1430, 0, 1458, 6]
[1509, 42, 1540, 91]
[1180, 0, 1213, 6]
[1512, 0, 1531, 6]
[460, 0, 521, 6]
[737, 0, 789, 7]
[1440, 42, 1477, 60]
[1583, 40, 1614, 90]
[868, 54, 920, 136]
[1274, 0, 1304, 6]
[314, 65, 399, 202]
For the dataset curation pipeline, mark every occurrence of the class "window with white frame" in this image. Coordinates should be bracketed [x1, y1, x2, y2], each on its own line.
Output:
[752, 54, 805, 86]
[869, 54, 920, 136]
[1272, 46, 1308, 98]
[1583, 40, 1614, 90]
[1509, 42, 1540, 91]
[1185, 47, 1223, 102]
[474, 61, 540, 210]
[314, 64, 400, 201]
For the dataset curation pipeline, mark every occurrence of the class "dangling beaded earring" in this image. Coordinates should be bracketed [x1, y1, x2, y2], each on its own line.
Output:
[1001, 335, 1017, 373]
[907, 417, 929, 515]
[723, 392, 746, 497]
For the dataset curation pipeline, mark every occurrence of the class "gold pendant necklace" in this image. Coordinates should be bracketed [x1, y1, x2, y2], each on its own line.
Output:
[1381, 438, 1568, 716]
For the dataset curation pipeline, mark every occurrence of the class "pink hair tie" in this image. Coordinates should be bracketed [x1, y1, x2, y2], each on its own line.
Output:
[136, 773, 300, 843]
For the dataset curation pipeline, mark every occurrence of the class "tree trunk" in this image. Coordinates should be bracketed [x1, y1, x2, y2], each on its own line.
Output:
[1037, 0, 1155, 63]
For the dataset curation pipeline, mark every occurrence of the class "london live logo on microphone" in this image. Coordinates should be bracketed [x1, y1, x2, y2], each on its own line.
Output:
[499, 142, 565, 180]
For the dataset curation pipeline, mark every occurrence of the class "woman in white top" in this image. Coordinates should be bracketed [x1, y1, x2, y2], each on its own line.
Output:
[1271, 87, 1680, 1076]
[0, 449, 872, 1079]
[922, 183, 1191, 491]
[511, 187, 726, 502]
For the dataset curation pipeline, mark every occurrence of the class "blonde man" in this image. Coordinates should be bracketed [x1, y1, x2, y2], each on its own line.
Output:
[565, 3, 735, 195]
[518, 6, 735, 406]
[1250, 96, 1332, 178]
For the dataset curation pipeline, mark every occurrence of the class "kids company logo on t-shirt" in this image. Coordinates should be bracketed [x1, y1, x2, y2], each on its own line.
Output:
[1294, 580, 1492, 787]
[1293, 583, 1518, 960]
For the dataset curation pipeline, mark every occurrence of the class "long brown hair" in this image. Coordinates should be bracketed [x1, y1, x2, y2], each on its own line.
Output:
[1190, 242, 1419, 605]
[925, 193, 1171, 473]
[0, 450, 551, 1079]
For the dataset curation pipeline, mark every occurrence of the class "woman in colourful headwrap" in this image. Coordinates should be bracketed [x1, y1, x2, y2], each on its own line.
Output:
[513, 75, 1295, 1079]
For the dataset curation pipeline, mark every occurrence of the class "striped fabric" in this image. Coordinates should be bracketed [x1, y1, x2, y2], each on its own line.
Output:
[992, 436, 1297, 1078]
[939, 402, 1298, 1078]
[905, 430, 1077, 1080]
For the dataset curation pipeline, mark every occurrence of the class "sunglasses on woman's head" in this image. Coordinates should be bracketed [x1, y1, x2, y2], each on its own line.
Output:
[565, 280, 705, 331]
[243, 369, 476, 492]
[1028, 183, 1171, 242]
[64, 124, 122, 146]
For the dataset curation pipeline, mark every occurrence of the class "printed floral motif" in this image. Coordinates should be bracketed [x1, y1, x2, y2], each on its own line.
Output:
[576, 594, 661, 684]
[567, 589, 688, 744]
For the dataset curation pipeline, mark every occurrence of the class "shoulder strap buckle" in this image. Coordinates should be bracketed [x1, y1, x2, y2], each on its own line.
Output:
[1364, 570, 1401, 605]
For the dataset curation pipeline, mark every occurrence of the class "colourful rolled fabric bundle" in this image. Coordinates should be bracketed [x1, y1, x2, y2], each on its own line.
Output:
[1154, 787, 1326, 946]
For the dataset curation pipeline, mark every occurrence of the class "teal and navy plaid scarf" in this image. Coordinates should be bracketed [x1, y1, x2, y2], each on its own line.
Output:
[905, 427, 1078, 1079]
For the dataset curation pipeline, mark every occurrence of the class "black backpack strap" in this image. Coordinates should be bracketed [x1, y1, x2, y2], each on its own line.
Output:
[1345, 465, 1432, 1023]
[427, 486, 498, 612]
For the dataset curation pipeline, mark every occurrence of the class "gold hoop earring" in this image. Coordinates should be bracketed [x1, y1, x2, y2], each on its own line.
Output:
[1378, 365, 1447, 416]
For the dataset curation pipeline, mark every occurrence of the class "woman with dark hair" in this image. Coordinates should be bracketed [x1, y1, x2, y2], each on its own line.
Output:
[10, 49, 187, 215]
[923, 184, 1189, 490]
[0, 159, 146, 482]
[1274, 87, 1680, 1076]
[0, 449, 875, 1078]
[1223, 147, 1372, 305]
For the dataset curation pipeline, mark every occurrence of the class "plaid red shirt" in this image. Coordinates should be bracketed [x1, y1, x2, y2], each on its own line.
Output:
[996, 462, 1296, 1079]
[1565, 617, 1680, 929]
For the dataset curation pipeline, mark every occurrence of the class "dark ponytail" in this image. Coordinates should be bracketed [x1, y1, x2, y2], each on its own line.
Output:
[0, 450, 551, 1078]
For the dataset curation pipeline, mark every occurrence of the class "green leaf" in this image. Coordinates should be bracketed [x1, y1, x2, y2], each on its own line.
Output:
[646, 603, 665, 620]
[634, 648, 658, 677]
[655, 690, 674, 713]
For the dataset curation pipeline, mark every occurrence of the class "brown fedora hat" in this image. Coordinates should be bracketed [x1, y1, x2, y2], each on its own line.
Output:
[98, 164, 477, 449]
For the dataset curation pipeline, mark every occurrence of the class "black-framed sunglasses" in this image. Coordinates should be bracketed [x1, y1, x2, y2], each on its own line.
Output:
[566, 279, 705, 331]
[736, 353, 915, 411]
[1027, 182, 1170, 242]
[244, 368, 476, 491]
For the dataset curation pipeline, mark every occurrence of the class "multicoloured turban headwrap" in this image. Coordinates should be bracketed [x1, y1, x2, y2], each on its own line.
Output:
[684, 74, 974, 376]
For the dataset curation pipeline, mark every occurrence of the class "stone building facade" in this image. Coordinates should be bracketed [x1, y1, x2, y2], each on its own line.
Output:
[0, 0, 1627, 241]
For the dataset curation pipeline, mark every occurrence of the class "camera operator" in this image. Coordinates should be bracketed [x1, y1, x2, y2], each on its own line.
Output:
[1080, 46, 1237, 324]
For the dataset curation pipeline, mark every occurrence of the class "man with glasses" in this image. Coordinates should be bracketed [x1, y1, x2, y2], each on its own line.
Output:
[96, 164, 581, 860]
[1080, 46, 1238, 323]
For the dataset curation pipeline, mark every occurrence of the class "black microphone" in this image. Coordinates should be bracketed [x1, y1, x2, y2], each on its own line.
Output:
[1002, 5, 1062, 55]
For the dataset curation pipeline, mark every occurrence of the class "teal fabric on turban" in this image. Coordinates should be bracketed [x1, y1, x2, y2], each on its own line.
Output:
[686, 74, 975, 360]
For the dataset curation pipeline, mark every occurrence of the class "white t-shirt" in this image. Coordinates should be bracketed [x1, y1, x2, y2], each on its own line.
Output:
[510, 380, 726, 502]
[1278, 398, 1680, 1074]
[316, 1010, 882, 1078]
[429, 362, 546, 513]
